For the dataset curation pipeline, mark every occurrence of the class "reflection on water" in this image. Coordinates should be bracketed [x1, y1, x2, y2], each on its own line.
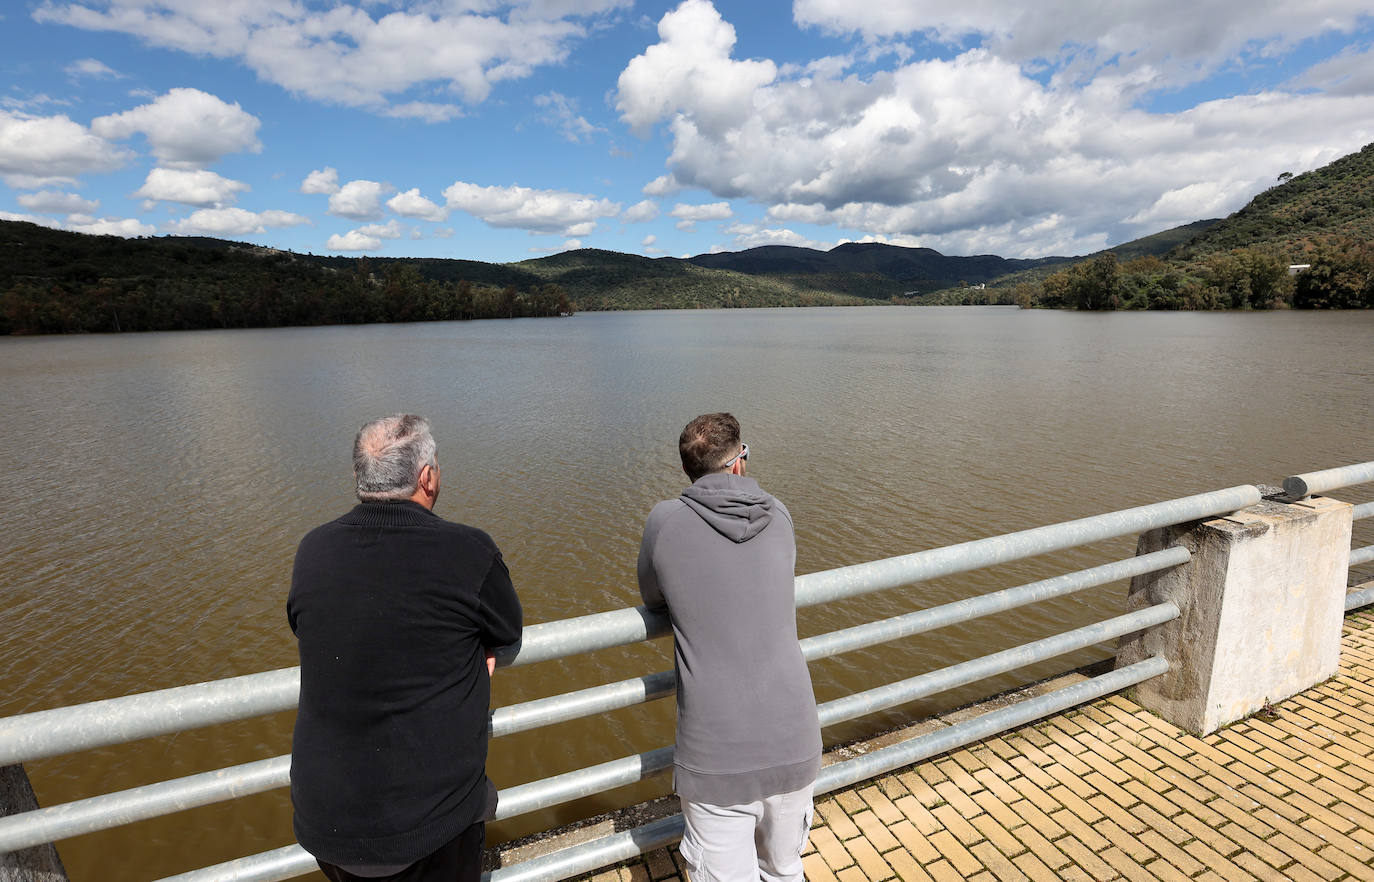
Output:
[2, 307, 1372, 880]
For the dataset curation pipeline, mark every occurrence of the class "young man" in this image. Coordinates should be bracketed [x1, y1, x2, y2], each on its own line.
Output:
[288, 414, 522, 882]
[638, 412, 821, 882]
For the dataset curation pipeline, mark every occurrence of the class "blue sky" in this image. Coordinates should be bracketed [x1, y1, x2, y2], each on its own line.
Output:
[2, 0, 1373, 263]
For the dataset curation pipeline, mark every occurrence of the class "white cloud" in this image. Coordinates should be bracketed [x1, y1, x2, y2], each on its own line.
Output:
[443, 180, 621, 235]
[670, 200, 732, 231]
[17, 190, 99, 213]
[387, 188, 448, 221]
[1293, 44, 1374, 96]
[622, 199, 660, 223]
[643, 174, 681, 196]
[616, 0, 776, 136]
[329, 179, 391, 220]
[165, 207, 309, 236]
[133, 167, 249, 206]
[671, 201, 733, 221]
[327, 230, 382, 251]
[37, 0, 633, 118]
[356, 219, 405, 239]
[66, 214, 156, 236]
[0, 210, 57, 226]
[534, 91, 605, 143]
[91, 88, 261, 169]
[614, 2, 1374, 257]
[301, 167, 340, 195]
[0, 109, 130, 186]
[725, 225, 834, 251]
[792, 0, 1374, 90]
[383, 102, 464, 123]
[65, 58, 122, 78]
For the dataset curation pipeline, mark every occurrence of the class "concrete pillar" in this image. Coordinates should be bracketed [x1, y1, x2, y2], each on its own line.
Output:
[0, 765, 68, 882]
[1116, 495, 1352, 735]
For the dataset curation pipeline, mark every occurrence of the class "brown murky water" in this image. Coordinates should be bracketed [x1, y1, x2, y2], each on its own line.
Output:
[3, 306, 1372, 880]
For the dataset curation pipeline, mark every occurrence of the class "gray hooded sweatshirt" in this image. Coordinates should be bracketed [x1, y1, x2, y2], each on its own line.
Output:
[638, 473, 822, 805]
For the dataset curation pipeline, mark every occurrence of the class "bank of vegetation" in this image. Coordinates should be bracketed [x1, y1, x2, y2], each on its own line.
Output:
[4, 142, 1372, 333]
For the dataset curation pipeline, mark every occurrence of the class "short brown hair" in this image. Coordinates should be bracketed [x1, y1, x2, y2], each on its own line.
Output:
[679, 412, 741, 481]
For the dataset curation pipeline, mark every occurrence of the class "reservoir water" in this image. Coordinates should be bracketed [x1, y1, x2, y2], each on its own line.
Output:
[2, 306, 1372, 880]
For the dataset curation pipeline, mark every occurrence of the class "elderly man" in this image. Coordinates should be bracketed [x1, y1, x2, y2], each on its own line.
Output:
[288, 414, 522, 882]
[638, 413, 821, 882]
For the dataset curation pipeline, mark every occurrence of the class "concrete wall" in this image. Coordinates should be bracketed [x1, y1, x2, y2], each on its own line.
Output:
[1117, 495, 1352, 735]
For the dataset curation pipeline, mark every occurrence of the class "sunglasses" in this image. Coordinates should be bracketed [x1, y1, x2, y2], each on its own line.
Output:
[722, 443, 749, 469]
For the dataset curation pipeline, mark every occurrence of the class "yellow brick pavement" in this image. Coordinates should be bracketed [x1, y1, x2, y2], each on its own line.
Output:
[577, 609, 1374, 882]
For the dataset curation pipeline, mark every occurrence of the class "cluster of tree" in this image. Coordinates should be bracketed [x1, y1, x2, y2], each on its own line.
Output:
[1026, 236, 1372, 310]
[0, 255, 572, 335]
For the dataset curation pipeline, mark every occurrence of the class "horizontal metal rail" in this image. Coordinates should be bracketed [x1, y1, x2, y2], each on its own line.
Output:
[0, 490, 1245, 767]
[1349, 581, 1374, 613]
[1354, 501, 1373, 521]
[1284, 460, 1374, 498]
[0, 551, 1188, 852]
[1353, 545, 1374, 568]
[475, 657, 1171, 882]
[151, 653, 1173, 882]
[0, 669, 299, 768]
[799, 548, 1188, 662]
[793, 485, 1256, 608]
[0, 757, 289, 855]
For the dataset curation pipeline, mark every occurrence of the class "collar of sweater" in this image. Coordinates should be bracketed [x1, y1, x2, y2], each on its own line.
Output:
[340, 500, 440, 526]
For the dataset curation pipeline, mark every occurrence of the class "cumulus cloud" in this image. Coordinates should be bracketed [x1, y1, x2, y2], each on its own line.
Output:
[721, 223, 833, 251]
[622, 199, 659, 223]
[0, 210, 57, 226]
[133, 167, 249, 206]
[91, 88, 261, 168]
[1293, 44, 1374, 96]
[355, 219, 405, 239]
[671, 200, 731, 230]
[66, 214, 156, 236]
[65, 58, 122, 78]
[0, 109, 130, 186]
[615, 1, 1374, 257]
[301, 167, 340, 195]
[792, 0, 1374, 90]
[443, 180, 620, 235]
[327, 230, 382, 251]
[37, 0, 632, 119]
[165, 207, 309, 235]
[534, 91, 605, 143]
[387, 188, 448, 222]
[643, 174, 681, 196]
[616, 0, 776, 136]
[17, 190, 99, 214]
[329, 179, 391, 220]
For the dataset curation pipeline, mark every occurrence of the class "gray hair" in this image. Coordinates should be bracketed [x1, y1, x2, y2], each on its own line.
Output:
[353, 414, 437, 502]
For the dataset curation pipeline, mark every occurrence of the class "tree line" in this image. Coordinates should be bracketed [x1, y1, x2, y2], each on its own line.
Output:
[917, 236, 1374, 310]
[0, 254, 573, 335]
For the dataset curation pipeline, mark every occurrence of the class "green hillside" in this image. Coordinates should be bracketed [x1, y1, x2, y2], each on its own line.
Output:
[1171, 142, 1374, 259]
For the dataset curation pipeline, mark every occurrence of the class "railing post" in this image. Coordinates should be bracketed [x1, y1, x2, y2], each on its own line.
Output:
[0, 766, 68, 882]
[1116, 493, 1353, 735]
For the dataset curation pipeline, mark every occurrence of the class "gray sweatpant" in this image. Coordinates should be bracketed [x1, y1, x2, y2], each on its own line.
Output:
[677, 783, 814, 882]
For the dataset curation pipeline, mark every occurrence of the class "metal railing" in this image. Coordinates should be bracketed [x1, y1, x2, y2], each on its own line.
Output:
[0, 466, 1368, 882]
[1286, 461, 1374, 611]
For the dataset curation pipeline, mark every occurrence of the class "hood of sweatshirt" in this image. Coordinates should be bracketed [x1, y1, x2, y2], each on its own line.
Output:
[679, 473, 774, 543]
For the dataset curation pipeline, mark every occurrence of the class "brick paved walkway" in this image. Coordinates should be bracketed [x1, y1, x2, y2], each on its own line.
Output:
[582, 608, 1374, 882]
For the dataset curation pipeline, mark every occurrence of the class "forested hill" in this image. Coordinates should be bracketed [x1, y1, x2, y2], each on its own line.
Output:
[1171, 142, 1374, 259]
[686, 241, 1074, 291]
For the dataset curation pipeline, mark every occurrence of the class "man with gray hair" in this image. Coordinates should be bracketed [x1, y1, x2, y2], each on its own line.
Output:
[638, 413, 821, 882]
[288, 414, 522, 882]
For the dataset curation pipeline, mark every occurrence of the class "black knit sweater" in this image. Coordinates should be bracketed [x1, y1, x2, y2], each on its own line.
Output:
[287, 501, 523, 866]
